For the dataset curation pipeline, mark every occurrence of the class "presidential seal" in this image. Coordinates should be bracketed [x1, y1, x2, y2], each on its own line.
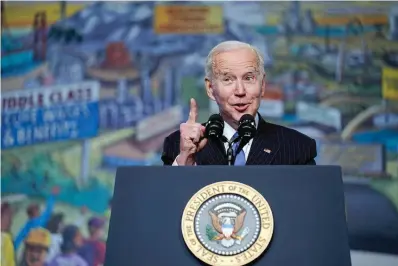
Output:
[181, 181, 274, 266]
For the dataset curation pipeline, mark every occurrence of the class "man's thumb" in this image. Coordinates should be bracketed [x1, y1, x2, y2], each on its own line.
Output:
[197, 138, 208, 151]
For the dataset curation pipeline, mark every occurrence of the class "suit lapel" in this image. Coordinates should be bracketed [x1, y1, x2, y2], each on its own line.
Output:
[246, 115, 281, 165]
[196, 138, 227, 165]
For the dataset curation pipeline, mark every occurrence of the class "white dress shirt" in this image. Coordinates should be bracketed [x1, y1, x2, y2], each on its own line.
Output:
[173, 114, 259, 165]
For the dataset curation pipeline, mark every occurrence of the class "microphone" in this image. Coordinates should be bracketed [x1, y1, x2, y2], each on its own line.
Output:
[205, 114, 225, 140]
[237, 114, 256, 140]
[204, 114, 235, 166]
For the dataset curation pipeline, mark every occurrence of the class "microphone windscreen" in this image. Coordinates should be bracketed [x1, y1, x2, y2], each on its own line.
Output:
[208, 114, 224, 123]
[205, 114, 224, 139]
[239, 114, 255, 124]
[238, 114, 256, 139]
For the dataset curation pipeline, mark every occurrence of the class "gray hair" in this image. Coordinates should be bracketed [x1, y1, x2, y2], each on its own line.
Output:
[205, 41, 265, 79]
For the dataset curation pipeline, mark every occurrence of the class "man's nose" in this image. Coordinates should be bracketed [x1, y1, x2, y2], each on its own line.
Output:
[234, 80, 246, 96]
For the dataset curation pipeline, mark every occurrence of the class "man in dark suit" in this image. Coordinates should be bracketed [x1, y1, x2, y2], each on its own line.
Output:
[162, 41, 317, 166]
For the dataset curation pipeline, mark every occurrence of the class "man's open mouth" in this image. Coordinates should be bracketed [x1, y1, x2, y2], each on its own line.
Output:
[233, 103, 250, 112]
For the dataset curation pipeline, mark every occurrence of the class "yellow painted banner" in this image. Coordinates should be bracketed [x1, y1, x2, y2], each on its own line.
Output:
[382, 67, 398, 100]
[316, 15, 388, 26]
[154, 5, 224, 34]
[2, 1, 85, 28]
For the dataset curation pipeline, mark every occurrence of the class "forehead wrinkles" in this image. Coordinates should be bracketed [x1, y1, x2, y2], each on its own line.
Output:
[212, 50, 259, 77]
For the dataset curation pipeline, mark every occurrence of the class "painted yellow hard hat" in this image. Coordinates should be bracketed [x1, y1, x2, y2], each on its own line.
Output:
[24, 228, 51, 247]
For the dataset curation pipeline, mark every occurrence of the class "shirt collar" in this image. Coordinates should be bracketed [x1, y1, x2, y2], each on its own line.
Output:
[223, 113, 259, 141]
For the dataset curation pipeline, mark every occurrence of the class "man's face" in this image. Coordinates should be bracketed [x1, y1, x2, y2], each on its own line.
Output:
[1, 209, 12, 231]
[95, 228, 105, 239]
[74, 231, 84, 247]
[28, 205, 40, 219]
[32, 208, 40, 218]
[25, 245, 48, 266]
[205, 48, 265, 128]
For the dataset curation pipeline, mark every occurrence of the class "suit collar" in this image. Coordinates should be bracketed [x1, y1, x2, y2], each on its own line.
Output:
[246, 113, 281, 165]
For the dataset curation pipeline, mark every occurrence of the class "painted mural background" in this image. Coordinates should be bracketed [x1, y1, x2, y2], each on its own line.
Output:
[1, 1, 398, 265]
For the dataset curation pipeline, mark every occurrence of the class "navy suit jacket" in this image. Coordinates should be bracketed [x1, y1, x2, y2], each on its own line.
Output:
[161, 114, 317, 165]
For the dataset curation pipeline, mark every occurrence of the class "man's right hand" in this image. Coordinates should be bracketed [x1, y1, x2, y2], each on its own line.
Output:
[177, 98, 208, 165]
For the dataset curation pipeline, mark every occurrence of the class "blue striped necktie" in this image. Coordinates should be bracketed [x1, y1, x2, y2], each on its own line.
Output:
[232, 132, 246, 166]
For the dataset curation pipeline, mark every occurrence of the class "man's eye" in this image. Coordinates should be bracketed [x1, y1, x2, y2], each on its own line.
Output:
[223, 78, 231, 82]
[246, 76, 254, 80]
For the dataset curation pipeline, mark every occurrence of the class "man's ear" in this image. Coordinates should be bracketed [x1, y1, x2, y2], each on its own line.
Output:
[205, 77, 216, 101]
[261, 74, 266, 96]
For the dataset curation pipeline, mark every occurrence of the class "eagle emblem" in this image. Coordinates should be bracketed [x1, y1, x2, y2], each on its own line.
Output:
[207, 202, 250, 248]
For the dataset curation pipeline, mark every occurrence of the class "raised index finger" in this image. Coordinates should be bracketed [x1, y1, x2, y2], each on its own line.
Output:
[187, 98, 198, 123]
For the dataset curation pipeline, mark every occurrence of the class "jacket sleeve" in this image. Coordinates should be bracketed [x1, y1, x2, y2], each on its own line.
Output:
[304, 139, 317, 165]
[161, 135, 180, 165]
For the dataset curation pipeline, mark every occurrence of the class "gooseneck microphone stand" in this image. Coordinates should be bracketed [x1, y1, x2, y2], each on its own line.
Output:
[221, 135, 241, 166]
[227, 144, 234, 166]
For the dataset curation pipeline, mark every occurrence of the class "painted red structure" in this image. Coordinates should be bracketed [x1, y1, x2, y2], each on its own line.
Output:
[102, 42, 133, 69]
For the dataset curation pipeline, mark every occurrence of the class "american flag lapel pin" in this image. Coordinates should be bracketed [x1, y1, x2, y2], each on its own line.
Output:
[264, 148, 271, 154]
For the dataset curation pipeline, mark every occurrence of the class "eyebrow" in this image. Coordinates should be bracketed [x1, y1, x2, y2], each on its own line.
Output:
[219, 72, 232, 76]
[219, 70, 258, 75]
[245, 71, 258, 75]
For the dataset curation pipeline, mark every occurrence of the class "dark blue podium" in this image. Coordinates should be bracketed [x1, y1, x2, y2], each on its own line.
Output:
[105, 166, 351, 266]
